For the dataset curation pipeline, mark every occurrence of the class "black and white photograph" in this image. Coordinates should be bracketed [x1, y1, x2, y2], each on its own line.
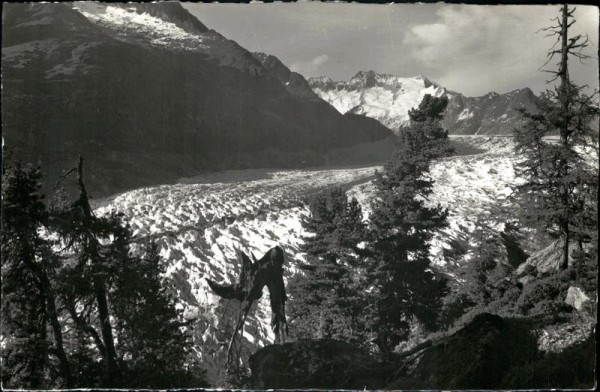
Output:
[1, 1, 598, 389]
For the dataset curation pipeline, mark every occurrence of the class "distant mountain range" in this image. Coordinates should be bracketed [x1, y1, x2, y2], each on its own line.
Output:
[2, 3, 392, 197]
[308, 71, 539, 135]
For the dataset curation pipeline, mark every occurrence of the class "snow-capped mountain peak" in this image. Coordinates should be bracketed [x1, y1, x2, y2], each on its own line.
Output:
[308, 71, 539, 135]
[74, 2, 206, 49]
[308, 71, 447, 131]
[73, 2, 264, 74]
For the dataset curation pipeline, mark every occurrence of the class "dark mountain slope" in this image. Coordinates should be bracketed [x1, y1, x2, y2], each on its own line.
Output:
[252, 52, 319, 99]
[2, 3, 392, 197]
[444, 88, 539, 135]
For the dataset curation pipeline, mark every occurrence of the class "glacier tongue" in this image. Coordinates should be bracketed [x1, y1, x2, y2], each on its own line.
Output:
[94, 167, 378, 383]
[91, 137, 533, 384]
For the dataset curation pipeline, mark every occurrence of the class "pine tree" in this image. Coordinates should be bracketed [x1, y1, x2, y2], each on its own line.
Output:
[288, 187, 368, 344]
[49, 156, 122, 386]
[2, 156, 207, 388]
[111, 240, 206, 388]
[513, 5, 599, 270]
[1, 162, 72, 388]
[366, 95, 452, 352]
[460, 224, 516, 306]
[48, 157, 207, 388]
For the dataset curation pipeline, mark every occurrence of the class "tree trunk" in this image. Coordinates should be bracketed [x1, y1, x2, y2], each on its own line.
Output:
[76, 156, 121, 386]
[559, 4, 570, 269]
[41, 273, 73, 388]
[94, 277, 121, 386]
[30, 298, 47, 389]
[560, 5, 569, 100]
[561, 228, 570, 270]
[317, 310, 325, 339]
[24, 258, 47, 388]
[65, 296, 107, 361]
[27, 253, 73, 388]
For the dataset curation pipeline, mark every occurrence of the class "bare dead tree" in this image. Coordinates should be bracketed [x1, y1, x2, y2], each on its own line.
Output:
[206, 246, 288, 368]
[515, 4, 598, 270]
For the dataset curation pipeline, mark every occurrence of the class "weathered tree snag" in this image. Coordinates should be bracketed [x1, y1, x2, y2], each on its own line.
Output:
[206, 245, 288, 367]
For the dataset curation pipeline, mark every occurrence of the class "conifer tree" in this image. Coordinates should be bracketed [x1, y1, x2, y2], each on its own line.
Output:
[513, 5, 599, 270]
[111, 241, 206, 388]
[1, 162, 72, 388]
[49, 157, 207, 387]
[288, 187, 368, 344]
[49, 156, 122, 386]
[366, 95, 452, 352]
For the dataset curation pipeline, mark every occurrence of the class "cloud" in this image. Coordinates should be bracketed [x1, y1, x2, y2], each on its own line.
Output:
[403, 5, 598, 96]
[186, 3, 597, 96]
[290, 54, 330, 76]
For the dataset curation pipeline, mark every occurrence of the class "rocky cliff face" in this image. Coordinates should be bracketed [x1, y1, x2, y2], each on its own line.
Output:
[444, 88, 539, 135]
[2, 3, 392, 197]
[252, 52, 320, 99]
[309, 71, 539, 135]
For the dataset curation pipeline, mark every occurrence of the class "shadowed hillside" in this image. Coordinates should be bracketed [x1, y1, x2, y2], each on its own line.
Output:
[2, 3, 392, 197]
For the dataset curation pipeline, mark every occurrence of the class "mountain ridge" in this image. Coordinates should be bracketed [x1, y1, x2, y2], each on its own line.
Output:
[2, 3, 392, 198]
[308, 71, 539, 135]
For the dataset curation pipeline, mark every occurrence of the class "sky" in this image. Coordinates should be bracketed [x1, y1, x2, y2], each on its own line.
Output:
[184, 2, 598, 97]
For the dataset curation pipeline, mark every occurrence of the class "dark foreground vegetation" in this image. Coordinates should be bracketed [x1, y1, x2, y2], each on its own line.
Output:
[249, 313, 595, 389]
[1, 157, 208, 388]
[281, 5, 596, 389]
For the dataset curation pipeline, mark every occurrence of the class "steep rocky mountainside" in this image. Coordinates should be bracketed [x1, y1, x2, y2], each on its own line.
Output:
[252, 52, 319, 100]
[309, 70, 539, 135]
[2, 3, 392, 197]
[444, 88, 539, 135]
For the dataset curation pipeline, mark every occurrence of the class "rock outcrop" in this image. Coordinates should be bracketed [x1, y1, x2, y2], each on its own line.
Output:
[564, 286, 590, 311]
[516, 239, 577, 275]
[389, 313, 540, 389]
[248, 339, 393, 389]
[249, 314, 543, 389]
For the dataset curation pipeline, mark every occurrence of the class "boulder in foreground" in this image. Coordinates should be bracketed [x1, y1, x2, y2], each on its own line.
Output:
[249, 313, 595, 389]
[248, 339, 392, 389]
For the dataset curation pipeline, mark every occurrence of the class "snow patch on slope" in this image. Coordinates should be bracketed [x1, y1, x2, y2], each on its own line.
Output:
[73, 3, 263, 74]
[75, 3, 205, 50]
[1, 39, 61, 69]
[458, 108, 474, 121]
